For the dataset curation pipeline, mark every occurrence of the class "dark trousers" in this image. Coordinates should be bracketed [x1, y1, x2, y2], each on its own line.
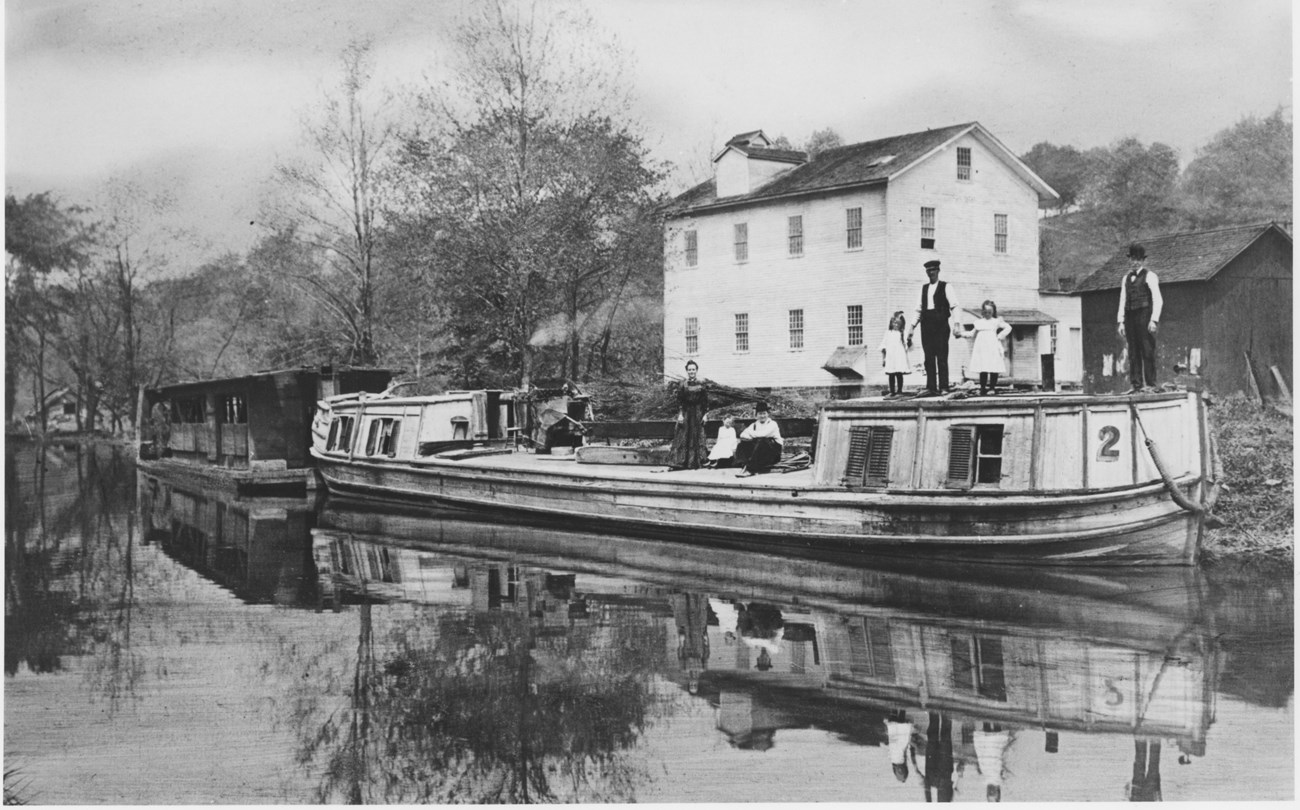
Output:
[888, 373, 904, 394]
[735, 437, 782, 473]
[979, 372, 999, 392]
[1125, 306, 1157, 388]
[920, 312, 950, 392]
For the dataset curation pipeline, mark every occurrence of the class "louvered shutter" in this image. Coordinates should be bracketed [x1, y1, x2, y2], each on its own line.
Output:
[947, 425, 976, 488]
[864, 427, 893, 487]
[845, 426, 873, 484]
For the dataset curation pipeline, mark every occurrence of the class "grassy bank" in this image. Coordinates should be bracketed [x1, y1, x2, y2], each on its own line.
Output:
[1202, 394, 1294, 562]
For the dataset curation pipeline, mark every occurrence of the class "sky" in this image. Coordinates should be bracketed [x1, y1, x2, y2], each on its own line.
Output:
[4, 0, 1293, 265]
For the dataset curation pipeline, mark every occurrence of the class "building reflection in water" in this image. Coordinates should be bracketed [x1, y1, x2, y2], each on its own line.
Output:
[126, 470, 1262, 802]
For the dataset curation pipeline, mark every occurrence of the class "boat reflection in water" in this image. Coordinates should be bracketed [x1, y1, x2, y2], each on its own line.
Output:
[313, 498, 1218, 803]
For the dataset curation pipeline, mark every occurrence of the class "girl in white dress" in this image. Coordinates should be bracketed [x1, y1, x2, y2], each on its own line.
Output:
[965, 300, 1012, 395]
[878, 311, 911, 397]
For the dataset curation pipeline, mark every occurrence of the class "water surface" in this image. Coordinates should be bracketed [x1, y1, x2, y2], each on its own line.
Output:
[5, 443, 1293, 803]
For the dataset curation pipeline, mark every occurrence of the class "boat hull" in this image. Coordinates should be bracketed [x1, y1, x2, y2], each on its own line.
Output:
[313, 452, 1203, 566]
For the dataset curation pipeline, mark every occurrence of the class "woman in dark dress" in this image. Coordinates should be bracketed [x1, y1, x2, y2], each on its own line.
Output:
[668, 360, 709, 470]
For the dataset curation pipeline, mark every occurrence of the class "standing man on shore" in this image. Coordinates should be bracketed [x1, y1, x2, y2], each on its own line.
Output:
[908, 260, 963, 396]
[1116, 243, 1163, 392]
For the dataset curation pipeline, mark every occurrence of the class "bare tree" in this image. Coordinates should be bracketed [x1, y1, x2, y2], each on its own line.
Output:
[268, 39, 398, 366]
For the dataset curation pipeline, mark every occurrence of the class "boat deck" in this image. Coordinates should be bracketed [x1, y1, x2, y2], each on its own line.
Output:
[432, 450, 819, 488]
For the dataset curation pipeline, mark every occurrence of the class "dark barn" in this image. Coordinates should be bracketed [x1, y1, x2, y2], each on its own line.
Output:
[1073, 222, 1292, 396]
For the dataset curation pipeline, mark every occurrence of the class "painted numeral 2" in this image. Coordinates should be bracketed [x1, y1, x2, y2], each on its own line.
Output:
[1097, 425, 1121, 460]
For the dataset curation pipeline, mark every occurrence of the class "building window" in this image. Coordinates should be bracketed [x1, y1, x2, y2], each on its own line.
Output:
[847, 304, 864, 346]
[846, 425, 894, 487]
[221, 394, 247, 424]
[62, 401, 77, 416]
[789, 309, 804, 349]
[947, 424, 1005, 487]
[684, 317, 699, 355]
[172, 397, 205, 424]
[327, 416, 355, 452]
[788, 215, 803, 256]
[365, 417, 401, 457]
[685, 230, 698, 267]
[994, 213, 1008, 254]
[957, 146, 972, 181]
[921, 207, 936, 249]
[734, 223, 748, 262]
[734, 313, 749, 353]
[1050, 323, 1058, 355]
[846, 207, 863, 249]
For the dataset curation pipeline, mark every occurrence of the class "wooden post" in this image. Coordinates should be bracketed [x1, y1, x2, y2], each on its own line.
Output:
[1269, 365, 1291, 404]
[1244, 352, 1263, 403]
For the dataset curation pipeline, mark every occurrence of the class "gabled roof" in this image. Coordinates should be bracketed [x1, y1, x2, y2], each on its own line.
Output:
[726, 130, 769, 147]
[731, 145, 807, 164]
[668, 121, 1058, 216]
[1071, 222, 1293, 293]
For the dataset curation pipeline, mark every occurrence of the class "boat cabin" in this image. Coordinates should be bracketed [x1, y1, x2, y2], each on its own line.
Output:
[813, 392, 1205, 494]
[139, 365, 396, 472]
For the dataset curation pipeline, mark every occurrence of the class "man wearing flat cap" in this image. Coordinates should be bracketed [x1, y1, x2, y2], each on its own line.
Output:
[907, 260, 963, 395]
[1116, 243, 1162, 392]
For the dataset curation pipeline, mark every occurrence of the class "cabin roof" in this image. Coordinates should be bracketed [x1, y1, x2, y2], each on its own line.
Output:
[151, 365, 401, 394]
[667, 121, 1058, 215]
[1072, 222, 1293, 292]
[963, 307, 1057, 324]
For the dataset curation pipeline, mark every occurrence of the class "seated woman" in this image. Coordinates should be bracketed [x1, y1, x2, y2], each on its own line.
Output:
[734, 402, 784, 478]
[706, 415, 739, 468]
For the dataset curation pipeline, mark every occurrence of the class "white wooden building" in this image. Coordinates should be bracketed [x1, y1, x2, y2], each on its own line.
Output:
[662, 123, 1081, 393]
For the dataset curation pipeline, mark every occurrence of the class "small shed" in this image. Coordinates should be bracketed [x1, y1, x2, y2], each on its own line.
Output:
[1072, 222, 1292, 396]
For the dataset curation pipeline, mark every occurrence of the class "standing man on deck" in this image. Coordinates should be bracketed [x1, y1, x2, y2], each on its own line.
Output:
[1116, 243, 1163, 392]
[907, 260, 963, 396]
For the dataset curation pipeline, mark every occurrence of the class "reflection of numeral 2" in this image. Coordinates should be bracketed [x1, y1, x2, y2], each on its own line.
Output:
[1098, 426, 1121, 460]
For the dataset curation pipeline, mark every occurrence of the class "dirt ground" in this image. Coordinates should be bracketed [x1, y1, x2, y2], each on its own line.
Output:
[1202, 394, 1294, 562]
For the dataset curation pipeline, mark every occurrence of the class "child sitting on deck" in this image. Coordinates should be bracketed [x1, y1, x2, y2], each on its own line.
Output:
[706, 415, 739, 468]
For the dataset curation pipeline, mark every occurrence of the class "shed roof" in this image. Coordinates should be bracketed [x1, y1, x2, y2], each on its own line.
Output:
[1072, 222, 1293, 293]
[963, 308, 1057, 324]
[667, 121, 1058, 215]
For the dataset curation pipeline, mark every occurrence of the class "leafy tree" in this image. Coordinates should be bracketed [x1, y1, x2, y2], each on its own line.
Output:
[1080, 137, 1181, 241]
[267, 39, 398, 366]
[803, 127, 843, 158]
[4, 193, 94, 429]
[390, 0, 662, 388]
[1020, 142, 1092, 214]
[1181, 107, 1292, 228]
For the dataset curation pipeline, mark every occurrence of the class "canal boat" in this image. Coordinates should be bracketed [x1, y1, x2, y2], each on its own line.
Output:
[310, 388, 1220, 566]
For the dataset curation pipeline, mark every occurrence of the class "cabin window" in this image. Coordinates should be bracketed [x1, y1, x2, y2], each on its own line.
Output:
[365, 418, 401, 457]
[734, 313, 749, 353]
[921, 207, 936, 249]
[846, 425, 893, 487]
[734, 222, 748, 262]
[172, 397, 205, 423]
[994, 213, 1007, 254]
[788, 215, 804, 256]
[847, 305, 864, 346]
[327, 416, 355, 452]
[957, 146, 972, 181]
[788, 309, 804, 350]
[62, 401, 77, 416]
[846, 207, 863, 249]
[947, 424, 1005, 487]
[685, 229, 698, 267]
[684, 317, 699, 355]
[221, 394, 247, 424]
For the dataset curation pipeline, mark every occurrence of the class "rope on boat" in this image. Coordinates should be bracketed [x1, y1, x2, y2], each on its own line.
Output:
[1130, 404, 1222, 521]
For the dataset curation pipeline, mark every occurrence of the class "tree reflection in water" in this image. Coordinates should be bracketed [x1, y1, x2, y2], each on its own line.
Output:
[286, 574, 668, 803]
[6, 442, 145, 713]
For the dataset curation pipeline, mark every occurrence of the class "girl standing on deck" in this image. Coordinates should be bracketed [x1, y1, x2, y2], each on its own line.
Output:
[878, 311, 911, 397]
[964, 300, 1012, 395]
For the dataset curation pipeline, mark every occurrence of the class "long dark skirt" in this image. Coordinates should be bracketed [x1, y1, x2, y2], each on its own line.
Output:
[734, 437, 782, 473]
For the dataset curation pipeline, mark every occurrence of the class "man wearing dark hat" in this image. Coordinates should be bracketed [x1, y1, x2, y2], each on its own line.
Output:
[907, 259, 963, 395]
[733, 401, 783, 477]
[1116, 243, 1163, 392]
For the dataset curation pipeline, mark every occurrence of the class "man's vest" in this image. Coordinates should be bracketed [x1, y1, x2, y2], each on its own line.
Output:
[1125, 268, 1152, 311]
[920, 281, 951, 317]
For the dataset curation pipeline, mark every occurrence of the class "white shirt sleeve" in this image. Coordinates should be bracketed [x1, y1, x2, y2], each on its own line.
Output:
[1147, 271, 1163, 322]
